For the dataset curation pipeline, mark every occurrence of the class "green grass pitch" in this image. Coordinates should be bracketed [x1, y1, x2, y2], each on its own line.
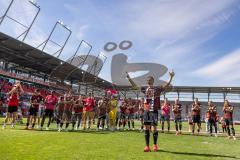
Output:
[0, 118, 240, 160]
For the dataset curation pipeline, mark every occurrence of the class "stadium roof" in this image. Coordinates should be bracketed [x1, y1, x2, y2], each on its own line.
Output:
[0, 32, 114, 89]
[1, 31, 240, 95]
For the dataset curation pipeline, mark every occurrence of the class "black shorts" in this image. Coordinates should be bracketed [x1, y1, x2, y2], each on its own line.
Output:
[139, 114, 144, 120]
[192, 115, 201, 123]
[127, 114, 134, 120]
[98, 114, 106, 119]
[71, 113, 82, 122]
[120, 113, 126, 120]
[44, 109, 54, 117]
[208, 118, 216, 124]
[161, 115, 170, 121]
[174, 117, 182, 123]
[56, 110, 64, 119]
[143, 111, 158, 126]
[63, 110, 72, 120]
[8, 106, 18, 113]
[29, 107, 38, 116]
[116, 111, 121, 119]
[225, 118, 233, 126]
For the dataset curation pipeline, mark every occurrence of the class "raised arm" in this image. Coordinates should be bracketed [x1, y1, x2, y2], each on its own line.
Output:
[161, 70, 175, 90]
[230, 106, 234, 112]
[126, 72, 140, 90]
[222, 106, 225, 112]
[172, 105, 175, 112]
[18, 83, 24, 95]
[8, 86, 18, 95]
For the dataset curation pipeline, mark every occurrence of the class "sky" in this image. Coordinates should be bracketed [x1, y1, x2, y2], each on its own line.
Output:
[0, 0, 240, 87]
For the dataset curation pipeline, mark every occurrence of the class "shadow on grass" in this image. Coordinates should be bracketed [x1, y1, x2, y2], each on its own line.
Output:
[16, 128, 112, 134]
[157, 149, 240, 159]
[158, 131, 232, 138]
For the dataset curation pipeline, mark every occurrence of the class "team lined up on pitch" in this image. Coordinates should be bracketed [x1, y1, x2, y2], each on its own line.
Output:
[1, 70, 237, 152]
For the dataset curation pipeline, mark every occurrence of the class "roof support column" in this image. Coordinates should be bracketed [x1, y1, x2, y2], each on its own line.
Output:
[208, 92, 210, 102]
[91, 85, 94, 95]
[4, 62, 8, 71]
[85, 84, 88, 95]
[78, 84, 81, 94]
[177, 91, 180, 100]
[223, 92, 226, 102]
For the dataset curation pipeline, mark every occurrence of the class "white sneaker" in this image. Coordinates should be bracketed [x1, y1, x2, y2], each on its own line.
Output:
[132, 128, 135, 131]
[2, 124, 6, 129]
[46, 127, 49, 130]
[233, 136, 236, 140]
[99, 127, 103, 130]
[58, 128, 62, 132]
[11, 124, 15, 128]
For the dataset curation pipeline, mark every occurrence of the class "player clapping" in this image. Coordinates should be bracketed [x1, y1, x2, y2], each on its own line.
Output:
[172, 99, 182, 135]
[223, 100, 236, 140]
[191, 98, 201, 135]
[206, 101, 218, 137]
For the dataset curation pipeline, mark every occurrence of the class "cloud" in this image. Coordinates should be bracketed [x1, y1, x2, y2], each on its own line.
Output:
[75, 25, 89, 41]
[129, 0, 240, 84]
[63, 3, 79, 14]
[84, 0, 239, 84]
[193, 48, 240, 85]
[125, 0, 237, 40]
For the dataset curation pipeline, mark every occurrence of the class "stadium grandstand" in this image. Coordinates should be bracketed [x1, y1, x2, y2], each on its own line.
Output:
[0, 30, 115, 112]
